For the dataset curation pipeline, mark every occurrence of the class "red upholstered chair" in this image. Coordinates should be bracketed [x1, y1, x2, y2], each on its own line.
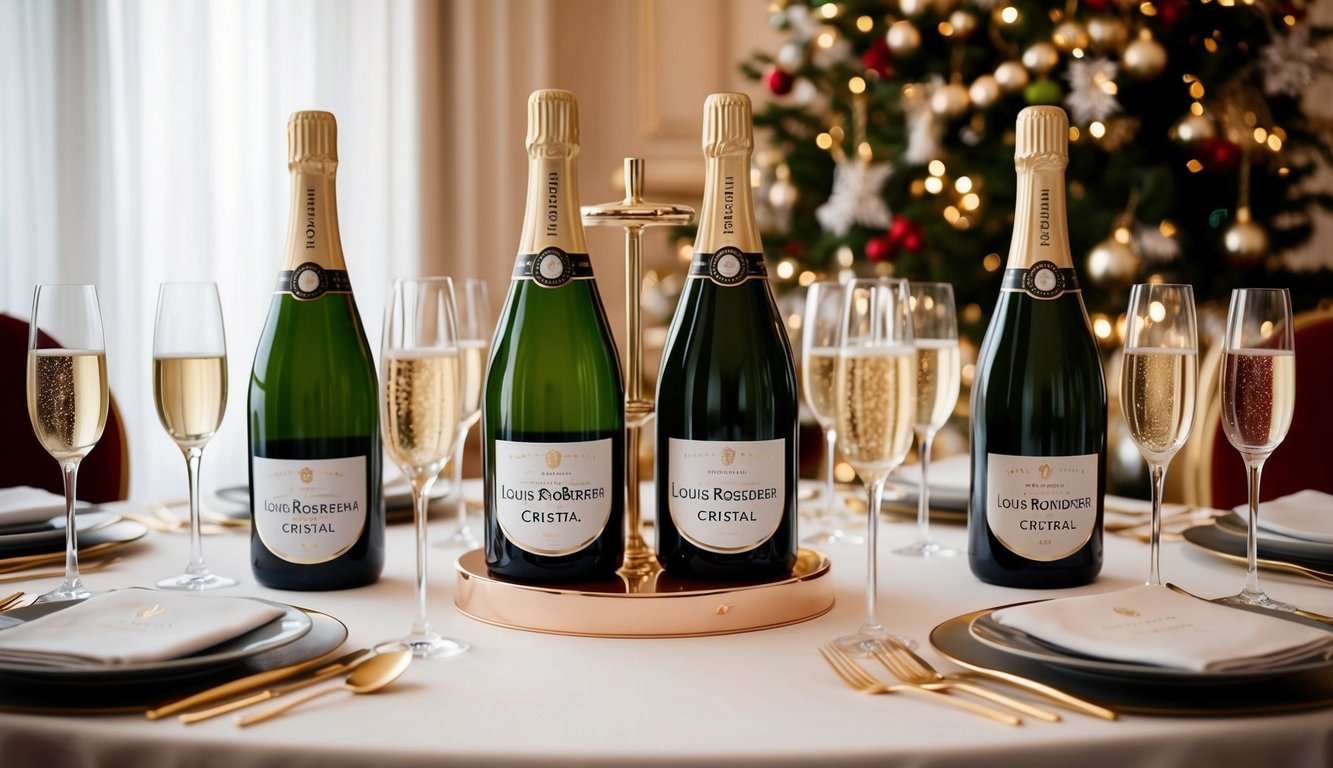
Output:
[1193, 304, 1333, 510]
[0, 313, 129, 502]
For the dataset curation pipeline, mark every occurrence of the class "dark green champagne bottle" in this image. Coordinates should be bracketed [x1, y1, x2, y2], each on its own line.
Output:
[483, 89, 625, 582]
[654, 93, 798, 581]
[969, 106, 1105, 588]
[248, 111, 384, 590]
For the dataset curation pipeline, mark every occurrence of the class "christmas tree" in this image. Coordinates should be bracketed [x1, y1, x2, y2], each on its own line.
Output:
[739, 0, 1333, 345]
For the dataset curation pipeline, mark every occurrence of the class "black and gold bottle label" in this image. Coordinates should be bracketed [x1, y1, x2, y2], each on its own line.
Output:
[1001, 261, 1080, 300]
[513, 247, 595, 288]
[276, 262, 353, 300]
[688, 247, 767, 286]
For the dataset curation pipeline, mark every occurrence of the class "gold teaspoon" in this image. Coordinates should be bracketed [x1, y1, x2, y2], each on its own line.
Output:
[235, 650, 412, 727]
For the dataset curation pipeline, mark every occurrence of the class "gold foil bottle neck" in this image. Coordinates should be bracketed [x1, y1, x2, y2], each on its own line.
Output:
[287, 111, 338, 168]
[703, 92, 753, 158]
[1014, 106, 1068, 170]
[526, 89, 579, 156]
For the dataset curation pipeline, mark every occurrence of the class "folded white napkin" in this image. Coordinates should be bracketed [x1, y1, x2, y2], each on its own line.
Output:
[0, 589, 286, 667]
[991, 585, 1333, 673]
[1245, 490, 1333, 545]
[895, 454, 970, 491]
[0, 486, 68, 528]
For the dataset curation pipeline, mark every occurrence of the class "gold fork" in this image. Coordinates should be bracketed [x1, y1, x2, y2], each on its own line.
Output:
[819, 644, 1021, 725]
[872, 640, 1060, 721]
[0, 556, 122, 585]
[0, 591, 23, 611]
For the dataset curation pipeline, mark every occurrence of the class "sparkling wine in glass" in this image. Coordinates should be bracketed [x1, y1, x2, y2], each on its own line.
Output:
[26, 284, 109, 603]
[442, 278, 491, 549]
[380, 277, 470, 658]
[1120, 283, 1197, 586]
[1219, 288, 1296, 612]
[154, 282, 236, 590]
[834, 278, 916, 656]
[800, 280, 862, 546]
[896, 282, 960, 558]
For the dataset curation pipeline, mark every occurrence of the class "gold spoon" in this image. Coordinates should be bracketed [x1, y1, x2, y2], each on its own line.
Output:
[235, 650, 412, 727]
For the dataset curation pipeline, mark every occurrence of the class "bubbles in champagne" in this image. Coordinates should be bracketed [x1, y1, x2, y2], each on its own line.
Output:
[801, 347, 838, 429]
[26, 350, 108, 461]
[914, 339, 961, 432]
[1121, 348, 1196, 463]
[383, 350, 462, 473]
[834, 346, 915, 482]
[1222, 349, 1295, 455]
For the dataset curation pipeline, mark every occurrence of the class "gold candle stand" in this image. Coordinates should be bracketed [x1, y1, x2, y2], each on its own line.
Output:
[580, 158, 693, 584]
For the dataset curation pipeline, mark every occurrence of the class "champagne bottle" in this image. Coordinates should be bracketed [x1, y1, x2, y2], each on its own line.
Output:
[968, 106, 1105, 588]
[654, 93, 798, 580]
[248, 111, 384, 590]
[482, 89, 625, 582]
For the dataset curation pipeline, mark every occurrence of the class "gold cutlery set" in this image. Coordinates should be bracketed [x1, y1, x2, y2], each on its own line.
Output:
[146, 647, 411, 726]
[820, 640, 1117, 725]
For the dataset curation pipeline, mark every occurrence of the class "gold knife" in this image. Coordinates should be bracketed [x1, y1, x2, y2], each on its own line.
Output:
[146, 648, 368, 720]
[178, 650, 374, 724]
[954, 668, 1117, 720]
[0, 541, 123, 574]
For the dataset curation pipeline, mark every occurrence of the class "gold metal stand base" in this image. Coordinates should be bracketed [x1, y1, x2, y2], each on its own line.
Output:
[454, 549, 834, 638]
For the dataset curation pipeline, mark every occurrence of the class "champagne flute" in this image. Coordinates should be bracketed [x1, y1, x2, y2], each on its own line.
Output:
[895, 282, 960, 558]
[1219, 287, 1296, 612]
[442, 278, 491, 549]
[800, 280, 862, 545]
[153, 282, 236, 590]
[26, 284, 108, 603]
[380, 277, 470, 658]
[834, 278, 916, 656]
[1120, 283, 1197, 586]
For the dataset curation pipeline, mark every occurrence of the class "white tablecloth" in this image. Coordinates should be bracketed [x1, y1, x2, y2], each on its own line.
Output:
[1, 493, 1331, 768]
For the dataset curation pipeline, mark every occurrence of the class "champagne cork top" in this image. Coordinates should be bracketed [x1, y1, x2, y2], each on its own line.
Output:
[288, 111, 338, 166]
[1014, 106, 1068, 167]
[526, 89, 579, 152]
[703, 92, 753, 158]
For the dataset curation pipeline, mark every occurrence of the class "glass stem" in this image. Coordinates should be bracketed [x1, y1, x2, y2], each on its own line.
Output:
[1242, 457, 1265, 600]
[452, 432, 468, 532]
[860, 478, 887, 637]
[61, 459, 84, 593]
[1146, 461, 1165, 587]
[824, 428, 837, 523]
[915, 429, 933, 546]
[413, 475, 436, 637]
[184, 446, 207, 576]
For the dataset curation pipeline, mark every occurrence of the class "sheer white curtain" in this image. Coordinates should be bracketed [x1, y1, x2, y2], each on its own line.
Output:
[0, 0, 420, 500]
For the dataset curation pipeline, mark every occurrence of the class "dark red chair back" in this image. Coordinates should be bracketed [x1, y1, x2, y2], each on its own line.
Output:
[0, 313, 129, 502]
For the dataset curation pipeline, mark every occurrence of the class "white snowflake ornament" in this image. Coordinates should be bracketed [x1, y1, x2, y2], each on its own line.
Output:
[1260, 25, 1327, 98]
[1065, 57, 1122, 125]
[816, 158, 894, 238]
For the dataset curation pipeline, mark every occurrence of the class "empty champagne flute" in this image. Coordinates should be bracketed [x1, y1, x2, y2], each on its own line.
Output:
[153, 282, 236, 590]
[380, 277, 470, 658]
[442, 278, 491, 549]
[26, 284, 108, 602]
[800, 280, 862, 545]
[1120, 283, 1197, 586]
[834, 279, 916, 656]
[895, 282, 960, 558]
[1219, 287, 1296, 612]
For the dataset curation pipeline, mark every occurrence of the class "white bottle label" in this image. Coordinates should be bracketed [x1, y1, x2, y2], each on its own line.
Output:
[985, 453, 1098, 561]
[252, 456, 368, 564]
[667, 438, 785, 554]
[495, 438, 613, 556]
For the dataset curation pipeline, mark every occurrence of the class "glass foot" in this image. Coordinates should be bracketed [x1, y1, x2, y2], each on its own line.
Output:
[438, 524, 480, 550]
[834, 629, 918, 658]
[893, 540, 957, 558]
[376, 631, 470, 660]
[156, 571, 238, 591]
[802, 528, 865, 546]
[1216, 590, 1298, 613]
[35, 580, 92, 603]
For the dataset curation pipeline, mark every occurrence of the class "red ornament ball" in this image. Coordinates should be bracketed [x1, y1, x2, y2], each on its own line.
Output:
[899, 229, 925, 253]
[865, 234, 895, 262]
[1082, 0, 1116, 10]
[862, 38, 893, 78]
[1195, 137, 1242, 175]
[765, 65, 795, 96]
[1156, 0, 1192, 30]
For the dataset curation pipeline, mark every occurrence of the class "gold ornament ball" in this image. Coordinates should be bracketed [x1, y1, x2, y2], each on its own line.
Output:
[948, 10, 978, 39]
[931, 82, 971, 118]
[1224, 219, 1269, 266]
[1052, 20, 1089, 53]
[969, 74, 1001, 109]
[1086, 238, 1142, 289]
[898, 0, 930, 17]
[886, 20, 922, 56]
[1021, 42, 1060, 76]
[994, 61, 1030, 92]
[1170, 112, 1217, 144]
[1086, 15, 1129, 53]
[1123, 33, 1167, 80]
